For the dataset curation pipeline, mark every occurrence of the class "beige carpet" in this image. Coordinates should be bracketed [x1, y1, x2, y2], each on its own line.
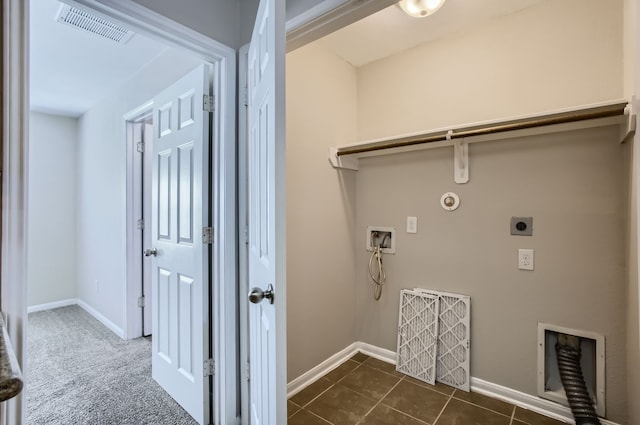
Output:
[26, 305, 198, 425]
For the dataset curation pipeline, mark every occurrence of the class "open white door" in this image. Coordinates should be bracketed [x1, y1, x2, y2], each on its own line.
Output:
[149, 64, 212, 425]
[246, 0, 286, 424]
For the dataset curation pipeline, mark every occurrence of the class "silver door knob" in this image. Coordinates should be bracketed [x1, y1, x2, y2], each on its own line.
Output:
[144, 248, 158, 257]
[248, 284, 274, 304]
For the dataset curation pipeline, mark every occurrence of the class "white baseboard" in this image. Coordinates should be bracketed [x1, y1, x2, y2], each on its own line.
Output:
[470, 378, 619, 425]
[28, 298, 126, 340]
[287, 342, 360, 397]
[356, 341, 396, 364]
[76, 299, 125, 339]
[287, 343, 620, 425]
[27, 298, 78, 313]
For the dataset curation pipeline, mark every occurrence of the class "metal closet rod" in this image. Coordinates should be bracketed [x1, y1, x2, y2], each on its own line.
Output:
[336, 102, 628, 157]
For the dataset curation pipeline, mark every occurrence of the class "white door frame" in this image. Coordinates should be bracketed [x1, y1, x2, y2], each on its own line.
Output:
[2, 1, 238, 424]
[124, 101, 154, 340]
[237, 43, 250, 425]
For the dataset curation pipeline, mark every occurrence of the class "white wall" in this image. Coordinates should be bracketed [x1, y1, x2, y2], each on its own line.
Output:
[286, 42, 359, 381]
[130, 0, 241, 48]
[76, 48, 202, 331]
[27, 112, 78, 307]
[127, 0, 258, 48]
[126, 0, 364, 50]
[357, 0, 623, 141]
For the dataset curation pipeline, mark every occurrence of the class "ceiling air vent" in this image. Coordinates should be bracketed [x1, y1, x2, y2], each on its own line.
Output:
[55, 4, 135, 44]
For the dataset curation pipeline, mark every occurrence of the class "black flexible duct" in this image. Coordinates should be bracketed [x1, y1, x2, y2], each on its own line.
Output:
[555, 342, 601, 425]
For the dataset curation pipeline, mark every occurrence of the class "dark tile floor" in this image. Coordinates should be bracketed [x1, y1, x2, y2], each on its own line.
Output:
[288, 353, 566, 425]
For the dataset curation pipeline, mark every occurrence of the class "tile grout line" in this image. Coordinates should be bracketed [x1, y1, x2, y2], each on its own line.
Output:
[431, 388, 455, 425]
[297, 358, 366, 408]
[395, 375, 447, 424]
[450, 395, 516, 420]
[509, 405, 516, 425]
[355, 376, 404, 425]
[293, 357, 368, 423]
[381, 403, 431, 425]
[306, 409, 335, 425]
[297, 380, 337, 409]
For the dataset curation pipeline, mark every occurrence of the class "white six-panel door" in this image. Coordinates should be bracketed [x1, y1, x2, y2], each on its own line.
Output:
[247, 0, 286, 424]
[150, 64, 211, 425]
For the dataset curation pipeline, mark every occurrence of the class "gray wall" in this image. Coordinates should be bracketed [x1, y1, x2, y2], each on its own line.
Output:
[354, 127, 628, 422]
[27, 112, 78, 307]
[351, 1, 627, 421]
[627, 134, 639, 424]
[286, 42, 358, 381]
[624, 0, 640, 421]
[287, 0, 630, 422]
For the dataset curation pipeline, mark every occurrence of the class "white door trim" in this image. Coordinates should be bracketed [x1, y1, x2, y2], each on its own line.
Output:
[3, 1, 238, 424]
[1, 0, 29, 423]
[237, 43, 250, 425]
[124, 101, 153, 340]
[285, 0, 396, 51]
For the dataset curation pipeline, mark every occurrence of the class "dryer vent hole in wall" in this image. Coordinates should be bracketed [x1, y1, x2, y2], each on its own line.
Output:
[537, 323, 605, 419]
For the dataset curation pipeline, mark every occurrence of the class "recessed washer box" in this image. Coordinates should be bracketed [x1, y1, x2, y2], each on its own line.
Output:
[366, 226, 396, 254]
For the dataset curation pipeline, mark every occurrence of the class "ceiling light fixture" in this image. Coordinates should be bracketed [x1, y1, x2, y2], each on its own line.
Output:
[397, 0, 446, 18]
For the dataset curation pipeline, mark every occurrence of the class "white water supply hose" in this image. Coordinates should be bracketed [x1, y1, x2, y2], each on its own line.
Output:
[368, 233, 389, 300]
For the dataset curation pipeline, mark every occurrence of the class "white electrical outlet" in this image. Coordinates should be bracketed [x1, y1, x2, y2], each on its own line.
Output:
[519, 249, 534, 271]
[407, 216, 417, 234]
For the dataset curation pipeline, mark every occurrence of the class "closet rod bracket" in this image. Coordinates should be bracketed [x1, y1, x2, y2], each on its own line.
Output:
[453, 135, 469, 184]
[329, 147, 359, 170]
[620, 101, 637, 144]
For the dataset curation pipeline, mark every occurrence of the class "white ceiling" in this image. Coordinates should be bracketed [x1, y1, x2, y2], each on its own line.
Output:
[318, 0, 546, 67]
[30, 0, 547, 117]
[30, 0, 168, 117]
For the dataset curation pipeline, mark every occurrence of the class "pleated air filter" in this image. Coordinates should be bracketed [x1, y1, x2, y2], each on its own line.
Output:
[431, 290, 471, 391]
[56, 4, 135, 44]
[396, 290, 440, 384]
[397, 288, 471, 391]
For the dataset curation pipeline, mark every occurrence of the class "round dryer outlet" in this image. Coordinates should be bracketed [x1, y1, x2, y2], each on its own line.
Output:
[440, 192, 460, 211]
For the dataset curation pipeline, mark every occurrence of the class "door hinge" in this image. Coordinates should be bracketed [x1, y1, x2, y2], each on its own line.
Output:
[203, 94, 215, 112]
[242, 226, 248, 245]
[204, 358, 215, 377]
[242, 87, 248, 107]
[136, 142, 145, 153]
[137, 219, 144, 230]
[245, 361, 250, 382]
[203, 227, 214, 244]
[137, 296, 145, 308]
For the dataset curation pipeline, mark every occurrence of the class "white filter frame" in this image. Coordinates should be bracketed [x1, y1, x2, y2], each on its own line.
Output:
[415, 288, 471, 391]
[396, 289, 440, 385]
